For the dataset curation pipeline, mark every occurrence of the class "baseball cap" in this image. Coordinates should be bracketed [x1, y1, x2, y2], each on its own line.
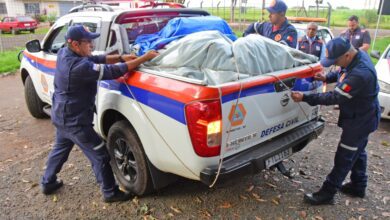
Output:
[266, 0, 288, 14]
[65, 25, 100, 42]
[320, 37, 352, 67]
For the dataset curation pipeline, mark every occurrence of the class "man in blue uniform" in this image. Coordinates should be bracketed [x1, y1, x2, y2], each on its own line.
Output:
[340, 15, 371, 52]
[243, 0, 297, 48]
[291, 37, 380, 205]
[297, 22, 325, 59]
[41, 25, 158, 203]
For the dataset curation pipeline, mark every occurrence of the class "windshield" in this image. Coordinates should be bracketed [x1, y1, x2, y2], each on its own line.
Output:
[17, 16, 35, 22]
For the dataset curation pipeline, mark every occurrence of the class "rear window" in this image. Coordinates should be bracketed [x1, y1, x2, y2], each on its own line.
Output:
[121, 14, 203, 43]
[17, 16, 35, 22]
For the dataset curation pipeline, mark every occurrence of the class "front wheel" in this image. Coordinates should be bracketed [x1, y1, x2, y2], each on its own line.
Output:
[107, 120, 153, 195]
[24, 75, 48, 118]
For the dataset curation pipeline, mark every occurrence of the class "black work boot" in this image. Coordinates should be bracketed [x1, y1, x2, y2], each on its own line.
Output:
[340, 182, 366, 198]
[303, 188, 335, 205]
[103, 189, 133, 203]
[42, 179, 64, 195]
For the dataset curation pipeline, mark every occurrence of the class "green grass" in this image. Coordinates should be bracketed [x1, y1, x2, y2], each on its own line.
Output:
[0, 49, 22, 74]
[369, 37, 390, 65]
[0, 26, 50, 37]
[34, 27, 50, 35]
[206, 8, 390, 29]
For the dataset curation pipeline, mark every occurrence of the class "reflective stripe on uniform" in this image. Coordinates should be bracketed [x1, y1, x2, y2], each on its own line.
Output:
[254, 22, 260, 34]
[93, 142, 105, 150]
[98, 64, 104, 80]
[335, 87, 353, 99]
[340, 143, 357, 151]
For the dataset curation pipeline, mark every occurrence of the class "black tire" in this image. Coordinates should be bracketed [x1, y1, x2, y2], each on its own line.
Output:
[30, 29, 35, 33]
[11, 28, 18, 35]
[107, 120, 153, 195]
[24, 75, 48, 118]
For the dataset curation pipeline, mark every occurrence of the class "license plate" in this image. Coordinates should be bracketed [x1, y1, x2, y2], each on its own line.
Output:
[265, 148, 292, 168]
[25, 23, 30, 26]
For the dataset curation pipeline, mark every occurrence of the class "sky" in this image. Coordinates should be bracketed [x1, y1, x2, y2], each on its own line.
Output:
[185, 0, 380, 10]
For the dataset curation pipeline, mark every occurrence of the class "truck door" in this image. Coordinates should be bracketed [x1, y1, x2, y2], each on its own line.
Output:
[35, 16, 102, 104]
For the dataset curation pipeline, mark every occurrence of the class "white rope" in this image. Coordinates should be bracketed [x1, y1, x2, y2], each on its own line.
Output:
[209, 51, 244, 188]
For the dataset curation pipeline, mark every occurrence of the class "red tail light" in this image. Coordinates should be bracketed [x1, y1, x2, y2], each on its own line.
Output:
[185, 100, 222, 157]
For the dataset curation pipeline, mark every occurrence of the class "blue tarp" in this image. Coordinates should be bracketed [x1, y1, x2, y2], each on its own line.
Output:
[134, 16, 237, 55]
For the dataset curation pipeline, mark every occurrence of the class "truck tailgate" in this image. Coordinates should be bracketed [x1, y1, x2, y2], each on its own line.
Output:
[218, 64, 323, 158]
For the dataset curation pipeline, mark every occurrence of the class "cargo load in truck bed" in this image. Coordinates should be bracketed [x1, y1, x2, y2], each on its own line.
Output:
[141, 31, 318, 85]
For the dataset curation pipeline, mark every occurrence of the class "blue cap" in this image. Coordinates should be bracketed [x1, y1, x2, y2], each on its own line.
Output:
[320, 37, 351, 67]
[266, 0, 288, 13]
[65, 25, 100, 42]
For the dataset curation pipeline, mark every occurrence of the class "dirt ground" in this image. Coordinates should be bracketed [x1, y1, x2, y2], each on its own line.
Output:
[0, 72, 389, 219]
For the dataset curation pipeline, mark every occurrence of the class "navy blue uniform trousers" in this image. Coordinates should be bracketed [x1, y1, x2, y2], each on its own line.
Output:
[42, 125, 116, 197]
[323, 129, 369, 193]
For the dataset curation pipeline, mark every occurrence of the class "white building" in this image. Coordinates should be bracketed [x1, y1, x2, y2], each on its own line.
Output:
[0, 0, 83, 17]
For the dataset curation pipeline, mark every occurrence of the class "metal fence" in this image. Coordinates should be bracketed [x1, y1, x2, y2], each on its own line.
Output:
[0, 32, 45, 52]
[188, 0, 264, 33]
[187, 0, 331, 32]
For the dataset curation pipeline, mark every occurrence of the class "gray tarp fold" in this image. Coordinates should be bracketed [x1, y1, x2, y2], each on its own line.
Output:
[143, 31, 318, 85]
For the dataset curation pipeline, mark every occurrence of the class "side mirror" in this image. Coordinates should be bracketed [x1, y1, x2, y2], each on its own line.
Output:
[370, 50, 381, 59]
[26, 39, 41, 53]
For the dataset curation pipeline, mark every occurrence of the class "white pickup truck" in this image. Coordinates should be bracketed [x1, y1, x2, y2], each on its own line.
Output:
[20, 5, 324, 195]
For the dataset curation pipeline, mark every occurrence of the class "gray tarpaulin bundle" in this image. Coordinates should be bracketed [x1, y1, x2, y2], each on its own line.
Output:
[142, 31, 318, 85]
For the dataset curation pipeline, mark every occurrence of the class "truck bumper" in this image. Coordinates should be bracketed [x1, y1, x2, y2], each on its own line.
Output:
[200, 118, 325, 185]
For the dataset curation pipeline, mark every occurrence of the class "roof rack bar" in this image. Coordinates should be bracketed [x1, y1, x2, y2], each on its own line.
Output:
[68, 2, 114, 14]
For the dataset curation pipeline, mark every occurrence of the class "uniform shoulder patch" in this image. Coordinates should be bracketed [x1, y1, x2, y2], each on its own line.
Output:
[341, 83, 352, 92]
[274, 34, 282, 41]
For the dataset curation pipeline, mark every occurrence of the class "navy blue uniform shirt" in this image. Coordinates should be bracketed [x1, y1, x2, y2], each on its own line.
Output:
[303, 50, 380, 134]
[243, 19, 297, 48]
[52, 47, 128, 127]
[298, 35, 325, 59]
[340, 27, 371, 50]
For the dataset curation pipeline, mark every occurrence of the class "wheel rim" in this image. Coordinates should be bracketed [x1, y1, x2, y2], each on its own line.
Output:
[113, 137, 138, 183]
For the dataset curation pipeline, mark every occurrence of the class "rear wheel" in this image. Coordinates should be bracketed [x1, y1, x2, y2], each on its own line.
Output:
[30, 29, 35, 33]
[11, 28, 18, 35]
[24, 75, 48, 118]
[107, 120, 153, 195]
